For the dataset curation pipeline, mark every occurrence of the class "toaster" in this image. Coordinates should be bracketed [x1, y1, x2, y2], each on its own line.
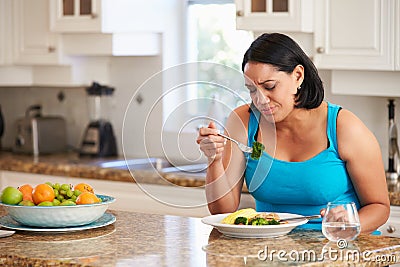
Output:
[13, 106, 67, 155]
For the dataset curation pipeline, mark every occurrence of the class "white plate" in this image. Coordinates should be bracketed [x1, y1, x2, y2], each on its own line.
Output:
[0, 212, 116, 232]
[201, 212, 308, 238]
[0, 229, 15, 237]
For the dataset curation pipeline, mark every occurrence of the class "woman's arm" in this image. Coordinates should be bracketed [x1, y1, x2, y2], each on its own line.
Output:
[197, 105, 249, 214]
[337, 109, 390, 233]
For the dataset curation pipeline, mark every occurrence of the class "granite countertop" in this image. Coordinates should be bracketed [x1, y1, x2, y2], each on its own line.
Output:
[1, 207, 400, 267]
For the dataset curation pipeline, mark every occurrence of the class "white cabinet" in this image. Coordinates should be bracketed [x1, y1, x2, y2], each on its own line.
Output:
[50, 0, 102, 33]
[313, 0, 394, 71]
[50, 0, 167, 33]
[50, 0, 161, 56]
[12, 0, 61, 65]
[235, 0, 313, 32]
[0, 0, 12, 65]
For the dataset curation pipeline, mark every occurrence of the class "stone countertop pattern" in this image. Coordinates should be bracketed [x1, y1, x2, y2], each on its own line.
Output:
[1, 208, 400, 267]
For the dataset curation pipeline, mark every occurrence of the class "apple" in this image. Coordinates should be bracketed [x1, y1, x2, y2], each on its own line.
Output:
[18, 200, 35, 206]
[38, 201, 53, 206]
[1, 186, 23, 205]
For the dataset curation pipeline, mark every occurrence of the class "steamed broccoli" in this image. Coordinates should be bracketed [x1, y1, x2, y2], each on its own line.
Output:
[234, 216, 248, 225]
[249, 217, 281, 225]
[250, 141, 265, 160]
[267, 218, 280, 225]
[250, 217, 269, 225]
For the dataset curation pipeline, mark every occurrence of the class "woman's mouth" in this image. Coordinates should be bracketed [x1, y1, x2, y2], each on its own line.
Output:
[260, 106, 275, 115]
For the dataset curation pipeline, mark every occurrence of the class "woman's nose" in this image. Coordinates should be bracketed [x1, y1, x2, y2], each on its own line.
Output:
[255, 90, 270, 105]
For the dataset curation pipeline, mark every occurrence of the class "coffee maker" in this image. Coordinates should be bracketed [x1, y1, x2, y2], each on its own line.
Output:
[80, 82, 117, 157]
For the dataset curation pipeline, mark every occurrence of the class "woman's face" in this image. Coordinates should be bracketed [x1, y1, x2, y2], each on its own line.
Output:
[243, 61, 303, 122]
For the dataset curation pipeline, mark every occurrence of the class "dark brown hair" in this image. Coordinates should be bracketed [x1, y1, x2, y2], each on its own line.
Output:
[242, 33, 324, 109]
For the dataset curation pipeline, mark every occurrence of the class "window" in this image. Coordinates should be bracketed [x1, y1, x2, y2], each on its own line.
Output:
[184, 0, 254, 130]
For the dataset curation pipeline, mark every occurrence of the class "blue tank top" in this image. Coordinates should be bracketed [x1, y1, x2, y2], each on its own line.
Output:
[244, 102, 360, 230]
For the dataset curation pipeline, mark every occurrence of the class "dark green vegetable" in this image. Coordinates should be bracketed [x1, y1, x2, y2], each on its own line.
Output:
[250, 217, 269, 225]
[250, 141, 265, 160]
[234, 216, 248, 225]
[267, 218, 280, 225]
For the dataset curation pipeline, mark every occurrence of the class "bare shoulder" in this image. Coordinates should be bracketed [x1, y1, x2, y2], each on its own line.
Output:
[336, 108, 378, 159]
[337, 109, 370, 137]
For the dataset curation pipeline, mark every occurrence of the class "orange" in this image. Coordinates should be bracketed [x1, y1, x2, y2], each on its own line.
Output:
[76, 192, 100, 205]
[18, 184, 33, 202]
[32, 184, 55, 205]
[74, 183, 94, 194]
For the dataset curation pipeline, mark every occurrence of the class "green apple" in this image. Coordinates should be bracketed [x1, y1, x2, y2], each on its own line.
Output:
[18, 200, 35, 206]
[37, 201, 53, 206]
[1, 186, 23, 205]
[52, 199, 61, 206]
[60, 200, 76, 206]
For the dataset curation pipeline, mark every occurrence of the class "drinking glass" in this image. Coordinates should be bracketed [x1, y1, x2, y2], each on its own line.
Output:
[322, 201, 361, 241]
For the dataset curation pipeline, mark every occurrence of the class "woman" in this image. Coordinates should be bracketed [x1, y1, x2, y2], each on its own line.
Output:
[197, 33, 389, 233]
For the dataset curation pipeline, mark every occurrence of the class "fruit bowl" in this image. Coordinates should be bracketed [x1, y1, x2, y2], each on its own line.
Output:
[0, 194, 115, 228]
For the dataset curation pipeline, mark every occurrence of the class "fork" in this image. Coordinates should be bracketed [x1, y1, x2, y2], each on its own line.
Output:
[217, 133, 253, 153]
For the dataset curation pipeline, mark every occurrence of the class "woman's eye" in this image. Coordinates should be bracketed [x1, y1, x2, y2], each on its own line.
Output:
[264, 85, 275, 91]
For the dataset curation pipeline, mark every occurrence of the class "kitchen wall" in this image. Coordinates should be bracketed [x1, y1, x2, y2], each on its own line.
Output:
[0, 55, 163, 157]
[0, 65, 394, 169]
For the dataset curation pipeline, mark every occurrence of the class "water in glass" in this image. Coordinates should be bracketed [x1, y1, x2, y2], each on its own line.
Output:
[322, 201, 361, 241]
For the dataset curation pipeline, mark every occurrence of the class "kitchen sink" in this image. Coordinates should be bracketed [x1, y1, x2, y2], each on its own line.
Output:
[94, 158, 207, 177]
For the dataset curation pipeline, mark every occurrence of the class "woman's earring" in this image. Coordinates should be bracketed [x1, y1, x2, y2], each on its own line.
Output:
[297, 86, 301, 90]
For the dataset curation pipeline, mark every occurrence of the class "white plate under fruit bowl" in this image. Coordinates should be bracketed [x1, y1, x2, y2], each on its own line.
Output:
[201, 212, 308, 238]
[0, 194, 115, 228]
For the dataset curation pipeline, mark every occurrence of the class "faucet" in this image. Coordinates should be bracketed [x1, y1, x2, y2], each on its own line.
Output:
[387, 99, 400, 179]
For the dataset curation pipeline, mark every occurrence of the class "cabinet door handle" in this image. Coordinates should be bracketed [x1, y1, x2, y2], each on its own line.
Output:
[91, 13, 98, 19]
[316, 47, 325, 54]
[48, 46, 56, 53]
[387, 225, 396, 233]
[236, 10, 244, 17]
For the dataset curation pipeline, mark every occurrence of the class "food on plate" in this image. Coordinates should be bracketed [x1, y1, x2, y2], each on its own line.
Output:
[221, 208, 286, 226]
[250, 141, 265, 160]
[0, 182, 99, 206]
[221, 208, 257, 224]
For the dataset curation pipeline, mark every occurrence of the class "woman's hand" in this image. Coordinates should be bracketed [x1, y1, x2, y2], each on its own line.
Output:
[320, 206, 349, 222]
[196, 121, 226, 162]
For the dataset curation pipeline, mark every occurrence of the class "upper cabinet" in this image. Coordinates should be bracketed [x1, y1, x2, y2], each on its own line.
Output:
[49, 0, 162, 56]
[313, 0, 396, 71]
[50, 0, 103, 32]
[235, 0, 314, 32]
[13, 0, 61, 65]
[0, 0, 10, 65]
[50, 0, 166, 33]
